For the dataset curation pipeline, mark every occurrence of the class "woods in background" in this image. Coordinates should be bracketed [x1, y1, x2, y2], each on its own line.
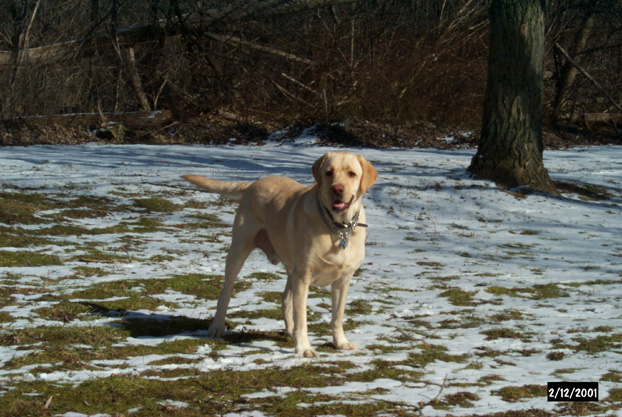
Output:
[0, 0, 621, 138]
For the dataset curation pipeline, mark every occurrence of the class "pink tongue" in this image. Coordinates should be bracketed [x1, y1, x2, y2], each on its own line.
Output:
[333, 202, 348, 210]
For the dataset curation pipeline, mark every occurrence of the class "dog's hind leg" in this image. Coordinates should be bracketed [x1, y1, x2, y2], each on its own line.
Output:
[207, 215, 257, 338]
[291, 269, 317, 358]
[282, 276, 294, 337]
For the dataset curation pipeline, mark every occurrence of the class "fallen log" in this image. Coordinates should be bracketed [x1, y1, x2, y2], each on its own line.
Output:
[15, 110, 173, 129]
[570, 113, 622, 127]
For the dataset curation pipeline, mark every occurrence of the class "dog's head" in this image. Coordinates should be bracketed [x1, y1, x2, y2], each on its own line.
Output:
[312, 152, 377, 218]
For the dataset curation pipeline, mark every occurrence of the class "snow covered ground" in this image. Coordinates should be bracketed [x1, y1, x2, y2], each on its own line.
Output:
[1, 137, 621, 416]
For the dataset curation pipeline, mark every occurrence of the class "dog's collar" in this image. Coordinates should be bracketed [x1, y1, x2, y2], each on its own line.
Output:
[317, 194, 367, 250]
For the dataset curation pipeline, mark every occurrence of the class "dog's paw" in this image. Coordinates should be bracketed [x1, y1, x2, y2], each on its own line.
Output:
[297, 347, 318, 358]
[295, 341, 318, 358]
[335, 341, 359, 351]
[207, 321, 226, 339]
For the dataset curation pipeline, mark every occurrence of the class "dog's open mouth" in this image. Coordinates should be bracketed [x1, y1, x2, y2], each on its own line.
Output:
[332, 199, 352, 212]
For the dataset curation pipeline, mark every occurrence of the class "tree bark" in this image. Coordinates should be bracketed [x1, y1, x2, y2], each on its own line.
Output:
[469, 0, 557, 194]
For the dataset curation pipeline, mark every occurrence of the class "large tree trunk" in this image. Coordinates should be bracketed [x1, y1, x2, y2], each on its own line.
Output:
[469, 0, 557, 194]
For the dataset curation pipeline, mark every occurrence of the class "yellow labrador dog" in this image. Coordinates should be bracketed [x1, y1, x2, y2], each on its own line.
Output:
[182, 152, 377, 357]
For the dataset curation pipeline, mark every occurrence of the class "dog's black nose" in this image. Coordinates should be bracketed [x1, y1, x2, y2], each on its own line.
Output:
[332, 184, 344, 194]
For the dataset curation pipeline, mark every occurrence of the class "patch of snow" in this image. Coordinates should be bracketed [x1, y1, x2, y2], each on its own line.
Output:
[1, 142, 621, 416]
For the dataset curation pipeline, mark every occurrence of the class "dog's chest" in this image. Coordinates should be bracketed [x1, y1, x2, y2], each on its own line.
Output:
[310, 236, 365, 286]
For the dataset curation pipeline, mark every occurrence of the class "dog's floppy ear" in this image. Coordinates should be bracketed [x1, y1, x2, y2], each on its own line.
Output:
[312, 153, 330, 184]
[357, 155, 378, 194]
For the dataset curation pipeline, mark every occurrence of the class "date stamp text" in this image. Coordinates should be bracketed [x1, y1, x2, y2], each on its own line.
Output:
[547, 382, 598, 402]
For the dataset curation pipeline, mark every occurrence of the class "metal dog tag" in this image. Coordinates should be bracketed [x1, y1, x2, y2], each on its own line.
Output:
[340, 236, 349, 249]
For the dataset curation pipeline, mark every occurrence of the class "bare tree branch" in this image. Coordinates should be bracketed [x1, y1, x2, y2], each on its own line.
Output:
[0, 0, 363, 66]
[554, 42, 622, 114]
[206, 33, 314, 65]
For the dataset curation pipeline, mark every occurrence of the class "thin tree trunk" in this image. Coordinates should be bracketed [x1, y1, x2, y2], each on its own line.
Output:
[552, 11, 596, 123]
[9, 0, 41, 85]
[3, 0, 42, 117]
[469, 0, 557, 194]
[125, 47, 152, 111]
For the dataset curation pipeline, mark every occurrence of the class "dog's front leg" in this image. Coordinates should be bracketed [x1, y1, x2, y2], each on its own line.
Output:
[292, 271, 316, 358]
[331, 276, 359, 351]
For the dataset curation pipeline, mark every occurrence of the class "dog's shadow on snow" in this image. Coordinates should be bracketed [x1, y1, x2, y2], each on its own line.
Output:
[81, 302, 293, 352]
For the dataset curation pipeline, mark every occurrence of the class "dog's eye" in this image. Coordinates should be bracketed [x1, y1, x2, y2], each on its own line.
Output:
[325, 170, 333, 177]
[348, 171, 357, 178]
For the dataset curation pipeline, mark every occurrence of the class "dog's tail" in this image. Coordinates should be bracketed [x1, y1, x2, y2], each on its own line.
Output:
[181, 175, 253, 201]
